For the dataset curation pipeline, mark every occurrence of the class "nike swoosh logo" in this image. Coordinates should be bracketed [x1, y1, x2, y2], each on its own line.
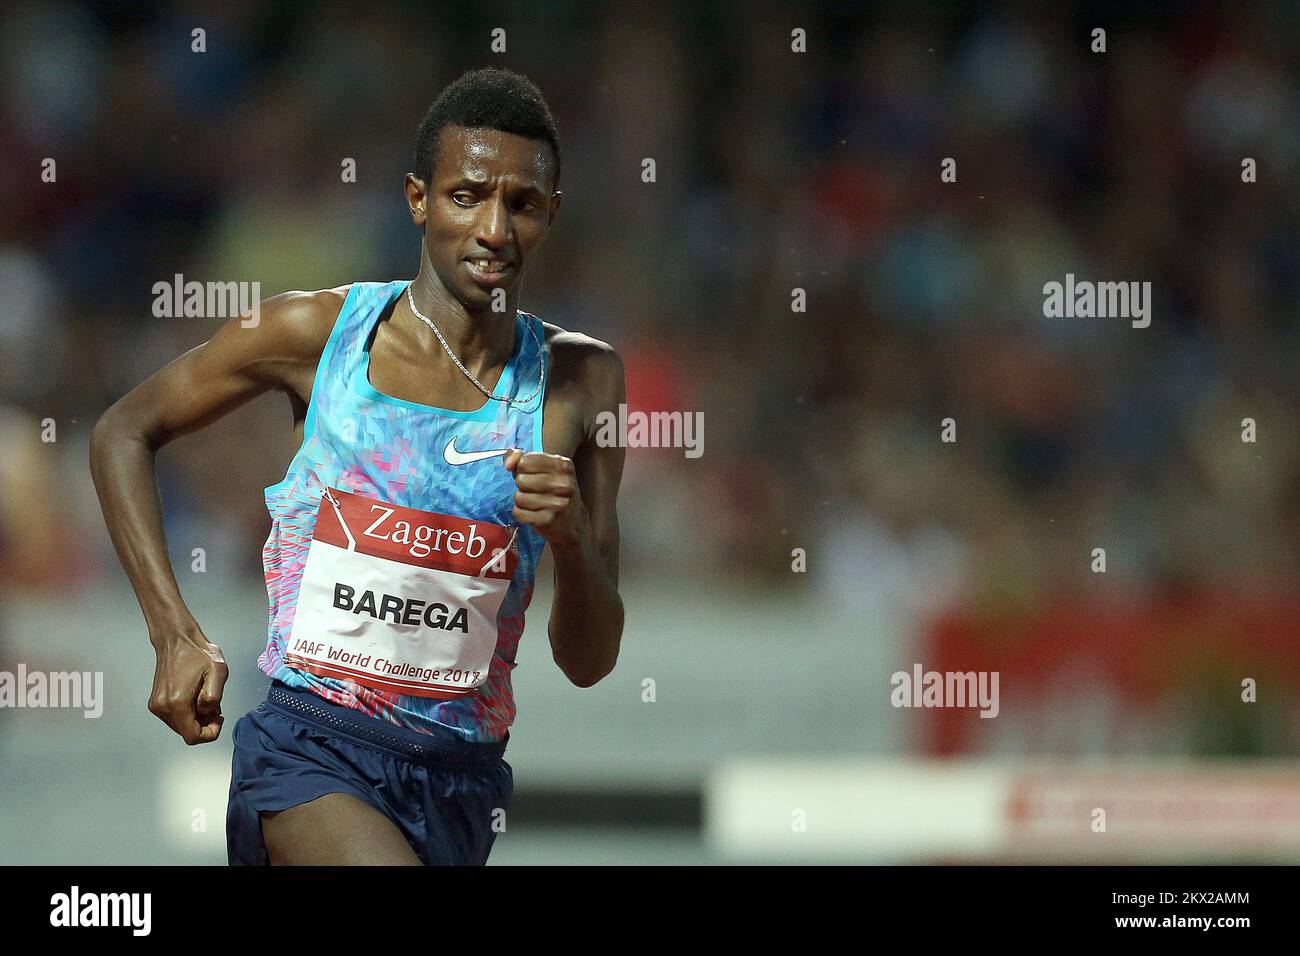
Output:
[444, 437, 512, 466]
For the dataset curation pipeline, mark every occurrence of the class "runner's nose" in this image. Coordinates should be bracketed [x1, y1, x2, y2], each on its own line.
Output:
[474, 196, 513, 250]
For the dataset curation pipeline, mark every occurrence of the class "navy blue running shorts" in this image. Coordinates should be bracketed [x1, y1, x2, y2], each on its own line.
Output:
[226, 681, 513, 865]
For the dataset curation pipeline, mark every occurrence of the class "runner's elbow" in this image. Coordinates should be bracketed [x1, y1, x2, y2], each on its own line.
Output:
[560, 650, 619, 688]
[92, 399, 162, 454]
[90, 405, 131, 459]
[565, 668, 610, 688]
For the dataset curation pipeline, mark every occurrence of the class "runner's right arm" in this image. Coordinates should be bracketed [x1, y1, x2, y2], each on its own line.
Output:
[89, 290, 343, 744]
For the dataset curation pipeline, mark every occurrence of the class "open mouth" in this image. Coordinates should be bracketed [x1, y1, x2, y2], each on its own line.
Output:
[464, 257, 514, 283]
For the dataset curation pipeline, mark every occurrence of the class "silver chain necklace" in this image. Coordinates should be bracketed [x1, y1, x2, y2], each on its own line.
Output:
[404, 282, 544, 407]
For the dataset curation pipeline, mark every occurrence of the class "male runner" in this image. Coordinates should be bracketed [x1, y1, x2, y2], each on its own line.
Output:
[89, 68, 626, 865]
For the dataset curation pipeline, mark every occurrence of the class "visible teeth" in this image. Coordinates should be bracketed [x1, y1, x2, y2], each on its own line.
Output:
[472, 259, 504, 271]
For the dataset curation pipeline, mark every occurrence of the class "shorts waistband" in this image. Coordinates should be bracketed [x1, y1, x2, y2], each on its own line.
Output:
[264, 682, 507, 768]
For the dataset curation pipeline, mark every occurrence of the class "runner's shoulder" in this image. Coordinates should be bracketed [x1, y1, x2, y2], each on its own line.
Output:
[250, 285, 354, 362]
[534, 321, 624, 437]
[538, 320, 624, 388]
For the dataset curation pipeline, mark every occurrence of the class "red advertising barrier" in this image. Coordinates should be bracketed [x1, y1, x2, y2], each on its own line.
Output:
[923, 593, 1300, 755]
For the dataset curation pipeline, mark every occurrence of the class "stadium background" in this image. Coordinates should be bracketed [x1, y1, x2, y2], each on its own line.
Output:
[1, 0, 1298, 863]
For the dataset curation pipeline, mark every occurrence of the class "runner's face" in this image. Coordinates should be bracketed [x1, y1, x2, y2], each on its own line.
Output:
[418, 126, 559, 309]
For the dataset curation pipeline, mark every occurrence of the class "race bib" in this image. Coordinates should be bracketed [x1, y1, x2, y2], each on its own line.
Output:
[284, 487, 518, 698]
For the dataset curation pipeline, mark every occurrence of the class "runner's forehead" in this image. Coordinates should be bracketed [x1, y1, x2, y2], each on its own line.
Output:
[437, 127, 554, 188]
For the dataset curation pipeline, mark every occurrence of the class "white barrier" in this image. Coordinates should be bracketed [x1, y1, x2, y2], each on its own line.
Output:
[705, 759, 1300, 863]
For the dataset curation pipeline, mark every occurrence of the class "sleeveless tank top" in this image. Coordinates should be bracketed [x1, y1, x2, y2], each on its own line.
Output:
[257, 279, 549, 743]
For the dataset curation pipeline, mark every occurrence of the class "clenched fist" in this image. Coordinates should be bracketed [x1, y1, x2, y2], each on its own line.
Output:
[502, 449, 588, 549]
[149, 629, 228, 745]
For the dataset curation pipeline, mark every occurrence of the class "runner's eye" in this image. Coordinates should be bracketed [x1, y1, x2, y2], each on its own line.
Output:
[451, 192, 477, 207]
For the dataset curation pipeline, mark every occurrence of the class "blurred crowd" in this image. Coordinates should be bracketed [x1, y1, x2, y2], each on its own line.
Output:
[1, 0, 1297, 621]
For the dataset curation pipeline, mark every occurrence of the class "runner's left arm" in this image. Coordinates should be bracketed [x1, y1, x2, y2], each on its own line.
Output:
[503, 343, 625, 686]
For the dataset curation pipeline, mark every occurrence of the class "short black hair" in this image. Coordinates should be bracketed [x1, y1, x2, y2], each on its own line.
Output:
[414, 68, 561, 191]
